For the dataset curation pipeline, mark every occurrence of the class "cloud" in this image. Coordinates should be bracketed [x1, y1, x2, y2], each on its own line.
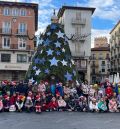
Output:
[91, 29, 110, 48]
[77, 0, 120, 22]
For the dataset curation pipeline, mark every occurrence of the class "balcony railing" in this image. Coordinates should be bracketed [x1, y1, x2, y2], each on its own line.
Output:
[0, 44, 32, 51]
[72, 51, 85, 58]
[16, 29, 28, 36]
[0, 28, 12, 35]
[71, 18, 86, 25]
[91, 64, 98, 68]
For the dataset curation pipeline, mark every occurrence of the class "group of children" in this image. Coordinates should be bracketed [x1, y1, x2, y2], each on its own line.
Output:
[0, 79, 120, 113]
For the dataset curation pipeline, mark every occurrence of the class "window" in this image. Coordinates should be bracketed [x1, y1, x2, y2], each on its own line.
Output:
[18, 23, 27, 33]
[2, 21, 11, 33]
[28, 56, 32, 62]
[17, 54, 27, 63]
[18, 37, 26, 49]
[102, 61, 105, 65]
[99, 53, 103, 59]
[2, 37, 10, 48]
[102, 69, 105, 72]
[12, 8, 19, 16]
[3, 7, 10, 16]
[20, 9, 26, 16]
[1, 54, 11, 62]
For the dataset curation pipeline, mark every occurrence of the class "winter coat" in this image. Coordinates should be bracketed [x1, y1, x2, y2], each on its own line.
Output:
[56, 85, 63, 96]
[105, 86, 113, 98]
[58, 99, 66, 107]
[38, 84, 46, 92]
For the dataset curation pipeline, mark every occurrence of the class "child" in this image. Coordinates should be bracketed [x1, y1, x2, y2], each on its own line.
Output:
[16, 97, 24, 112]
[98, 98, 107, 112]
[34, 93, 42, 113]
[105, 86, 113, 99]
[58, 96, 66, 111]
[9, 93, 17, 112]
[48, 97, 58, 111]
[109, 97, 118, 112]
[78, 96, 89, 112]
[3, 95, 10, 112]
[38, 80, 46, 93]
[89, 98, 99, 112]
[25, 96, 33, 112]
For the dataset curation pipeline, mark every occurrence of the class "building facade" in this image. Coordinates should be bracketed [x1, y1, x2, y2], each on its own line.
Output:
[0, 1, 38, 81]
[58, 6, 95, 83]
[91, 47, 110, 83]
[110, 20, 120, 74]
[94, 37, 108, 48]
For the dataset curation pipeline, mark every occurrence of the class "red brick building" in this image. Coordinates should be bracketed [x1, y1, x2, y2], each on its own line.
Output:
[0, 1, 38, 81]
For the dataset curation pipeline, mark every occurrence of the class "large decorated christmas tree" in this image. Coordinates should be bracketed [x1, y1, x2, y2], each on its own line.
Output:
[26, 12, 78, 84]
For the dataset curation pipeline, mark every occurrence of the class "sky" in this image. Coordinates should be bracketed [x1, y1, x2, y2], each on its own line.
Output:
[1, 0, 120, 47]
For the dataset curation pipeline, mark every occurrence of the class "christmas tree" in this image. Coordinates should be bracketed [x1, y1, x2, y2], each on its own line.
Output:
[26, 11, 78, 84]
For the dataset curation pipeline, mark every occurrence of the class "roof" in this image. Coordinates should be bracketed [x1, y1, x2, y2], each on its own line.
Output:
[58, 6, 95, 18]
[0, 1, 38, 31]
[110, 20, 120, 34]
[91, 47, 110, 51]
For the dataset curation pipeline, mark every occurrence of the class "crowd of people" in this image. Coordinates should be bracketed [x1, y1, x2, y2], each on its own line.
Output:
[0, 78, 120, 113]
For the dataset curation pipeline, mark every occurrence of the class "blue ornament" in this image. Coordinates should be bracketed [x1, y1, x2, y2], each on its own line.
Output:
[47, 49, 53, 55]
[33, 66, 37, 70]
[39, 58, 45, 64]
[55, 41, 61, 48]
[39, 39, 43, 45]
[45, 69, 50, 74]
[50, 57, 59, 66]
[56, 51, 61, 56]
[43, 38, 51, 46]
[34, 58, 40, 64]
[64, 72, 72, 81]
[50, 24, 57, 30]
[56, 30, 64, 38]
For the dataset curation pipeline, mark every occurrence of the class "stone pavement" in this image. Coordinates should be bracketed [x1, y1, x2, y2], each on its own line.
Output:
[0, 112, 120, 129]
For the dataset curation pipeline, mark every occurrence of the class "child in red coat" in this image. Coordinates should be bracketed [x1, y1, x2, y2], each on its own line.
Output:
[105, 86, 113, 99]
[48, 97, 58, 111]
[34, 93, 42, 113]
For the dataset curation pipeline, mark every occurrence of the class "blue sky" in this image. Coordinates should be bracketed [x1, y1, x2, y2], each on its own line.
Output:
[1, 0, 120, 47]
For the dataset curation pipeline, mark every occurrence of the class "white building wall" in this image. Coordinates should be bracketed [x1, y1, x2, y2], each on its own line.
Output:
[59, 9, 93, 83]
[62, 9, 92, 57]
[0, 51, 31, 71]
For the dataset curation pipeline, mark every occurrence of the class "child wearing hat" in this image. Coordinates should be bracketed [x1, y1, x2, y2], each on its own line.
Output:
[3, 94, 10, 112]
[34, 93, 42, 113]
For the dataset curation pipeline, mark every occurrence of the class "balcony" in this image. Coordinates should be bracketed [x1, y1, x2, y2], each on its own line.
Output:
[71, 33, 86, 41]
[72, 51, 85, 58]
[91, 64, 98, 68]
[16, 29, 28, 36]
[0, 28, 12, 35]
[0, 44, 32, 51]
[71, 18, 86, 25]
